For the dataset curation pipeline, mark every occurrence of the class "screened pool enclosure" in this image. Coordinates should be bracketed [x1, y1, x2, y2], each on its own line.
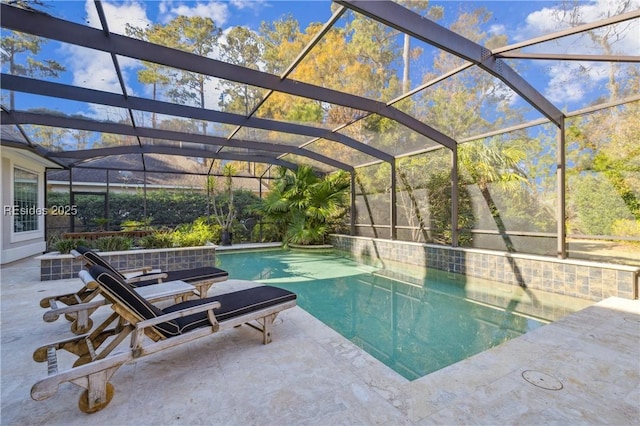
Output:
[1, 0, 639, 265]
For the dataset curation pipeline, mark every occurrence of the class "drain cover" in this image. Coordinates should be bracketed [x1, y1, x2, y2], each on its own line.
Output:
[521, 370, 563, 390]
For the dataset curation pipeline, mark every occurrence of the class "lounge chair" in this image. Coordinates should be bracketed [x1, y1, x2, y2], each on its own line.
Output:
[44, 269, 201, 331]
[31, 264, 297, 414]
[40, 246, 229, 334]
[73, 245, 229, 295]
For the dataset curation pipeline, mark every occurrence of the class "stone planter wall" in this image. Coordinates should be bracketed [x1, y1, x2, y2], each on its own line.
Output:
[60, 230, 154, 241]
[330, 234, 639, 301]
[37, 245, 217, 281]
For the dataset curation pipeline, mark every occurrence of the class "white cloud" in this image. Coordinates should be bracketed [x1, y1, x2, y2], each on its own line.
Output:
[494, 83, 518, 107]
[515, 0, 640, 104]
[59, 0, 259, 123]
[541, 60, 614, 104]
[488, 24, 506, 36]
[158, 1, 230, 25]
[517, 0, 640, 54]
[516, 7, 564, 41]
[87, 0, 151, 34]
[229, 0, 268, 11]
[61, 1, 152, 119]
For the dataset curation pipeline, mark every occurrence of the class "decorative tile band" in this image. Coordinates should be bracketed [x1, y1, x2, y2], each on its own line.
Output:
[37, 246, 218, 281]
[330, 235, 639, 301]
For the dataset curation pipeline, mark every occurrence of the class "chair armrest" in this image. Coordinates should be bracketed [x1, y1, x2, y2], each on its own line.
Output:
[136, 301, 222, 328]
[78, 270, 99, 289]
[126, 272, 168, 284]
[120, 266, 154, 275]
[122, 268, 160, 279]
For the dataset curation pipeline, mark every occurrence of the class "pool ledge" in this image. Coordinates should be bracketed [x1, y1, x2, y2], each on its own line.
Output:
[1, 253, 638, 424]
[331, 234, 640, 301]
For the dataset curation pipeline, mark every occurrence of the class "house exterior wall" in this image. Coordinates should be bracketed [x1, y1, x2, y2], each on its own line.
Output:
[46, 181, 203, 194]
[1, 149, 49, 264]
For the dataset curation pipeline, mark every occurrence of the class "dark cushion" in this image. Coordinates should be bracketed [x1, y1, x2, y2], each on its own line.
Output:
[89, 265, 180, 337]
[162, 286, 297, 334]
[134, 267, 229, 287]
[77, 246, 228, 288]
[77, 246, 127, 281]
[89, 265, 296, 339]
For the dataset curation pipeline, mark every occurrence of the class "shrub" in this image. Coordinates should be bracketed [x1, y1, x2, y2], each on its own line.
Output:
[120, 219, 152, 230]
[54, 238, 90, 254]
[251, 222, 280, 243]
[139, 232, 175, 249]
[94, 236, 133, 252]
[171, 218, 220, 247]
[571, 174, 634, 235]
[47, 189, 262, 232]
[611, 219, 640, 245]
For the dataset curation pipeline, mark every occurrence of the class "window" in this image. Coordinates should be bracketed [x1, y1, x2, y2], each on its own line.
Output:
[13, 168, 39, 232]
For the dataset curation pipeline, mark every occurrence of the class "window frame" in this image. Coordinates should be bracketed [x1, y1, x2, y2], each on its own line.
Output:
[11, 165, 42, 242]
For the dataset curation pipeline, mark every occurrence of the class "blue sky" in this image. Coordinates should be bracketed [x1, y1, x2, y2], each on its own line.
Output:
[4, 0, 639, 124]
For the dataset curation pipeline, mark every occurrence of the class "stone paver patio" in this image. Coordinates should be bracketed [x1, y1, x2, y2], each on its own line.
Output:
[1, 253, 638, 425]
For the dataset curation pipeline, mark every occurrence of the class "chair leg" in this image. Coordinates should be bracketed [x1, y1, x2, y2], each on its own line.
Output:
[70, 308, 96, 335]
[195, 281, 213, 298]
[244, 313, 280, 344]
[33, 313, 125, 364]
[77, 371, 116, 414]
[32, 359, 124, 414]
[261, 313, 277, 344]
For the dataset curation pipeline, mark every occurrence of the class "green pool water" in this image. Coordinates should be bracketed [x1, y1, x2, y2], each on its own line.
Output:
[216, 249, 591, 380]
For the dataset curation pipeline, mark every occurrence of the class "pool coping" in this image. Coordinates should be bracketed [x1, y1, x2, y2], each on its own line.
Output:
[331, 234, 640, 300]
[1, 254, 638, 424]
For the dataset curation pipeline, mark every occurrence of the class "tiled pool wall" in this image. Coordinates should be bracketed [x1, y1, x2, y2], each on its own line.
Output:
[330, 235, 639, 301]
[373, 267, 592, 321]
[37, 246, 217, 281]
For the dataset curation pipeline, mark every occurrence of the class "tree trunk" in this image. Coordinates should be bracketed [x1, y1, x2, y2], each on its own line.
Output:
[221, 230, 233, 246]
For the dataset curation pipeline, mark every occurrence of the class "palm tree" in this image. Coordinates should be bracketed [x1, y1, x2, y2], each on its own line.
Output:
[260, 166, 350, 246]
[459, 139, 527, 252]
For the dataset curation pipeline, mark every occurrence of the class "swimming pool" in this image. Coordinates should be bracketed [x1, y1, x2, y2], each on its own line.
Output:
[216, 249, 592, 380]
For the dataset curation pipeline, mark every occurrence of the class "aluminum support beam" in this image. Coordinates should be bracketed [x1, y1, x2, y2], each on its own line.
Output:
[69, 168, 74, 231]
[237, 5, 346, 123]
[492, 9, 640, 55]
[350, 172, 356, 236]
[94, 0, 145, 173]
[224, 4, 346, 146]
[390, 160, 397, 240]
[1, 74, 391, 164]
[497, 52, 640, 62]
[94, 1, 129, 101]
[566, 94, 640, 118]
[4, 111, 354, 172]
[52, 145, 300, 170]
[1, 4, 456, 151]
[557, 119, 567, 258]
[451, 148, 459, 247]
[387, 62, 474, 105]
[49, 142, 339, 170]
[0, 139, 60, 164]
[106, 169, 112, 230]
[337, 0, 565, 126]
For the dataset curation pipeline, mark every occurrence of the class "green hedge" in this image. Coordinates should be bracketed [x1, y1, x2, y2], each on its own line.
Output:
[51, 218, 221, 252]
[47, 189, 262, 231]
